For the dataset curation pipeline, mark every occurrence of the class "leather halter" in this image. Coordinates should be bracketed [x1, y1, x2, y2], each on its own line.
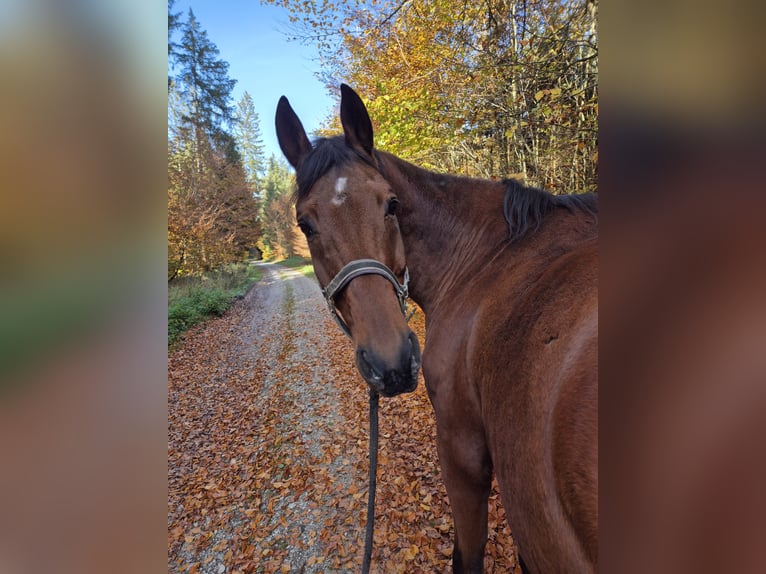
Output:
[321, 259, 410, 339]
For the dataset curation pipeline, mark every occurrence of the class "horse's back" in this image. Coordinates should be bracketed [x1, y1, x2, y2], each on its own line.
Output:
[475, 235, 598, 572]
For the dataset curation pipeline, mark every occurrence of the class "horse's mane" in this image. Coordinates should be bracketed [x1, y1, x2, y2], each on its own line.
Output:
[293, 136, 376, 202]
[503, 178, 598, 243]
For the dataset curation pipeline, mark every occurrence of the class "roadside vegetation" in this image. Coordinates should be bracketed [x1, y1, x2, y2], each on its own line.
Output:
[277, 255, 316, 280]
[167, 257, 316, 347]
[168, 262, 262, 346]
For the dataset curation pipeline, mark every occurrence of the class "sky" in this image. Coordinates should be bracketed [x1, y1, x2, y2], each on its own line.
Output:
[172, 0, 337, 160]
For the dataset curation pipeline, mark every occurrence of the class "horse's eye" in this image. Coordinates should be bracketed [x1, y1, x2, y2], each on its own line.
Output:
[386, 197, 400, 217]
[297, 219, 316, 239]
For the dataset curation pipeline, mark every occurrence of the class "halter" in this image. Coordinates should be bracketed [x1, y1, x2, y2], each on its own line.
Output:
[321, 259, 410, 339]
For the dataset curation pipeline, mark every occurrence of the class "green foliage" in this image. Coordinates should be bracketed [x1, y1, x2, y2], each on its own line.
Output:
[168, 287, 228, 343]
[168, 0, 182, 79]
[168, 263, 262, 345]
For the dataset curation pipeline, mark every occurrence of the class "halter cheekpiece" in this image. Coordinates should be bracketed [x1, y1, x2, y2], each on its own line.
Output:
[321, 259, 410, 339]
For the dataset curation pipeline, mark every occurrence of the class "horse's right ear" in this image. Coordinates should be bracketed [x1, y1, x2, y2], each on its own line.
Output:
[275, 96, 312, 169]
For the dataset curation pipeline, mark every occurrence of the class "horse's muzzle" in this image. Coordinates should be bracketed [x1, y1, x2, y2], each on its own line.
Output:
[355, 332, 421, 397]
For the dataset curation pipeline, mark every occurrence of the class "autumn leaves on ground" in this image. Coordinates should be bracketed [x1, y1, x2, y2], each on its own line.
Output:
[169, 262, 517, 573]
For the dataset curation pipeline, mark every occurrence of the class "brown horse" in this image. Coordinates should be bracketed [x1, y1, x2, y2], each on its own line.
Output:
[275, 84, 598, 573]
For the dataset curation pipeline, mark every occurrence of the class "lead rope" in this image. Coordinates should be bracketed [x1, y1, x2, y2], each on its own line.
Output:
[362, 387, 379, 574]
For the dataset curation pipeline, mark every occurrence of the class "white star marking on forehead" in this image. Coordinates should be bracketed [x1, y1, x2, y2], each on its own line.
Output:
[331, 176, 348, 206]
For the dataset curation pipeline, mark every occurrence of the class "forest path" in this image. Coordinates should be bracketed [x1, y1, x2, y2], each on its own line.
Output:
[168, 262, 516, 573]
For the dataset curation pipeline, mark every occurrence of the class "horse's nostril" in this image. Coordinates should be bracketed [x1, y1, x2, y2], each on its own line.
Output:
[358, 349, 370, 369]
[357, 348, 383, 382]
[408, 332, 422, 360]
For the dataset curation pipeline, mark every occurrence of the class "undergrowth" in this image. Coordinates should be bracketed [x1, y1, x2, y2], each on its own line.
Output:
[168, 262, 261, 346]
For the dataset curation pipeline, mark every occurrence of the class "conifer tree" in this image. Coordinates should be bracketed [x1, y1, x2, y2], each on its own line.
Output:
[232, 92, 266, 191]
[175, 8, 237, 137]
[168, 0, 181, 85]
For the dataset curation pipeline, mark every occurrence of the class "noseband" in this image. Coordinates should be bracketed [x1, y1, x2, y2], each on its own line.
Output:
[321, 259, 410, 339]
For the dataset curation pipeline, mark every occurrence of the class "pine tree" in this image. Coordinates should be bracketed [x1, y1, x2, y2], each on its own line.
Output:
[175, 8, 237, 137]
[168, 0, 181, 58]
[232, 92, 266, 191]
[168, 0, 182, 86]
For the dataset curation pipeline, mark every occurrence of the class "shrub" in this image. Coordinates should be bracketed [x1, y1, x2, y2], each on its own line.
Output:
[168, 264, 261, 345]
[168, 288, 227, 344]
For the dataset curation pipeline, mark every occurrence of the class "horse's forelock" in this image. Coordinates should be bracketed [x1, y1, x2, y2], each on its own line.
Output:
[294, 136, 377, 202]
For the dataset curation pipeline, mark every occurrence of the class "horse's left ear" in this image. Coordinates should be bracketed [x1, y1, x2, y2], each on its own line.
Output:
[340, 84, 374, 156]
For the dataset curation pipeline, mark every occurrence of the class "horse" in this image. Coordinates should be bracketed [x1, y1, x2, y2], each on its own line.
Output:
[275, 84, 598, 573]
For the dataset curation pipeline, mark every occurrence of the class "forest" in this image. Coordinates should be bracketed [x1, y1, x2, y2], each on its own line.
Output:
[167, 0, 597, 279]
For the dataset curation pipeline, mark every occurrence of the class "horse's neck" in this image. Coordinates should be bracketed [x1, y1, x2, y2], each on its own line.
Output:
[380, 154, 509, 313]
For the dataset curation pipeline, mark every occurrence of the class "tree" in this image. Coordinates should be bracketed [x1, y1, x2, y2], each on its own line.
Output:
[175, 8, 237, 137]
[232, 92, 266, 192]
[168, 0, 182, 85]
[265, 0, 597, 194]
[259, 156, 301, 259]
[168, 10, 260, 279]
[168, 125, 260, 279]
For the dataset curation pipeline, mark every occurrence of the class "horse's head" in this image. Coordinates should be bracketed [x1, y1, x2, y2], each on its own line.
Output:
[275, 84, 421, 397]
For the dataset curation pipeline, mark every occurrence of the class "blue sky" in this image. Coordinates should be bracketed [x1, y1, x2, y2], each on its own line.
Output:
[172, 0, 337, 159]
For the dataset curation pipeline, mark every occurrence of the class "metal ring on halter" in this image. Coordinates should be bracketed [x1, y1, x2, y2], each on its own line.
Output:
[321, 259, 410, 339]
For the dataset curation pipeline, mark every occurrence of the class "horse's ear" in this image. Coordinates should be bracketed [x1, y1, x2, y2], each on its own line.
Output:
[340, 84, 374, 156]
[275, 96, 312, 169]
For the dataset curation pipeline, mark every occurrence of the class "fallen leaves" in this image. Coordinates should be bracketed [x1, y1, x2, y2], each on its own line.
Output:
[169, 266, 519, 572]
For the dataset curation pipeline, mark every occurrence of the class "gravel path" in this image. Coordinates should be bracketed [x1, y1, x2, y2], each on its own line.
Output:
[242, 263, 361, 570]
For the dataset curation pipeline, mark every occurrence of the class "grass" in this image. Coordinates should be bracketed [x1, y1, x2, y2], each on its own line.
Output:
[168, 262, 262, 346]
[275, 255, 315, 280]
